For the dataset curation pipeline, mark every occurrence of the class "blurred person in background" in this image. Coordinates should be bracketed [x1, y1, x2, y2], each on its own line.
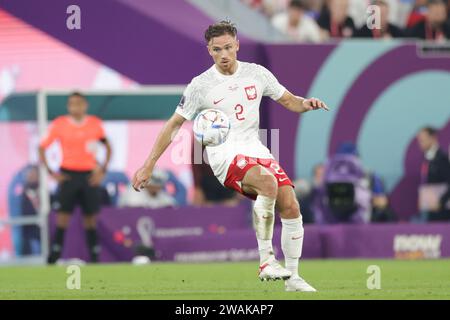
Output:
[39, 92, 112, 264]
[354, 0, 405, 38]
[348, 0, 372, 29]
[406, 0, 428, 27]
[407, 0, 450, 40]
[293, 163, 325, 224]
[262, 0, 325, 18]
[303, 0, 326, 19]
[448, 0, 450, 18]
[241, 0, 268, 15]
[271, 0, 322, 42]
[312, 163, 326, 188]
[369, 174, 397, 222]
[312, 142, 372, 224]
[318, 0, 356, 40]
[256, 0, 291, 17]
[415, 126, 450, 222]
[119, 168, 177, 209]
[349, 0, 414, 29]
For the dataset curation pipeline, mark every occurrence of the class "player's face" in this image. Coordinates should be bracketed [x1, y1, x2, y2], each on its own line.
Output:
[417, 130, 435, 152]
[330, 0, 348, 23]
[67, 95, 88, 118]
[208, 34, 239, 74]
[287, 7, 302, 26]
[427, 3, 447, 25]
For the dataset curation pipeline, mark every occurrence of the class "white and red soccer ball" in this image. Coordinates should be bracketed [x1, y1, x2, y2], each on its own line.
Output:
[193, 109, 231, 147]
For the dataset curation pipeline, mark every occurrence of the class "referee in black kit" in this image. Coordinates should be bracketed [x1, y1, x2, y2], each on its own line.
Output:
[39, 92, 112, 264]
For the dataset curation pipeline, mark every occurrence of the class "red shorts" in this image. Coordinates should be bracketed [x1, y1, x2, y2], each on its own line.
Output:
[224, 155, 294, 200]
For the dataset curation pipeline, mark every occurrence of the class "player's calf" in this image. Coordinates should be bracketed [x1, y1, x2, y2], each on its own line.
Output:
[278, 198, 301, 220]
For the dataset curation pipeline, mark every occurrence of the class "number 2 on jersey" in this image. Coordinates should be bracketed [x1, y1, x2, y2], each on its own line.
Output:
[235, 104, 245, 121]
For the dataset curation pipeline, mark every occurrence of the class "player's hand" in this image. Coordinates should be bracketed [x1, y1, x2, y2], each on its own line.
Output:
[132, 166, 152, 192]
[88, 167, 105, 186]
[51, 172, 71, 183]
[302, 97, 329, 112]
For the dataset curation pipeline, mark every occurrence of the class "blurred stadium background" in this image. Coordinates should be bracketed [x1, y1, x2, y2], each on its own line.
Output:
[0, 0, 450, 299]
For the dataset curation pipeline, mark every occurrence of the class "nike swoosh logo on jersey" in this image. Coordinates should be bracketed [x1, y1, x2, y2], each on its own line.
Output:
[213, 98, 224, 105]
[291, 236, 303, 240]
[279, 177, 289, 182]
[262, 215, 271, 219]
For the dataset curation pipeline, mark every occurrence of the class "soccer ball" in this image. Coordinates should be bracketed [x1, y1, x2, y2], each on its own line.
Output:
[193, 109, 231, 147]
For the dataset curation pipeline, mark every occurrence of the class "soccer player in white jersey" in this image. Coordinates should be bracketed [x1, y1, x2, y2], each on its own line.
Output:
[132, 21, 328, 292]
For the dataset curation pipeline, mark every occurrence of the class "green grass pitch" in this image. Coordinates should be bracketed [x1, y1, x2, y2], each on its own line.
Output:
[1, 259, 449, 299]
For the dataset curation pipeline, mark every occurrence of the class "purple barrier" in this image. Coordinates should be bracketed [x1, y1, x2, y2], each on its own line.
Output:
[321, 223, 450, 259]
[49, 204, 254, 262]
[157, 226, 324, 262]
[49, 207, 450, 262]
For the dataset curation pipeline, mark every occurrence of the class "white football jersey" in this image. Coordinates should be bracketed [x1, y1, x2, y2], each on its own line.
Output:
[175, 61, 286, 184]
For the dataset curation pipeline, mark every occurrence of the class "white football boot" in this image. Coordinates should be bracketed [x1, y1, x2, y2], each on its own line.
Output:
[258, 256, 292, 281]
[285, 275, 317, 292]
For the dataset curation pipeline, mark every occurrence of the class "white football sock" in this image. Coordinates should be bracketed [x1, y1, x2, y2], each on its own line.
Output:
[281, 216, 304, 277]
[253, 195, 276, 263]
[257, 239, 273, 264]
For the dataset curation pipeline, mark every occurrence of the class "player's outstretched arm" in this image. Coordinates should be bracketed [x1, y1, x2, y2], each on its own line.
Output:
[132, 113, 186, 191]
[277, 90, 329, 113]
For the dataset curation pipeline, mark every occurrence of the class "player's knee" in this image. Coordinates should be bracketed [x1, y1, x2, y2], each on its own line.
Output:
[56, 213, 71, 228]
[260, 174, 278, 198]
[83, 216, 97, 229]
[281, 199, 300, 219]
